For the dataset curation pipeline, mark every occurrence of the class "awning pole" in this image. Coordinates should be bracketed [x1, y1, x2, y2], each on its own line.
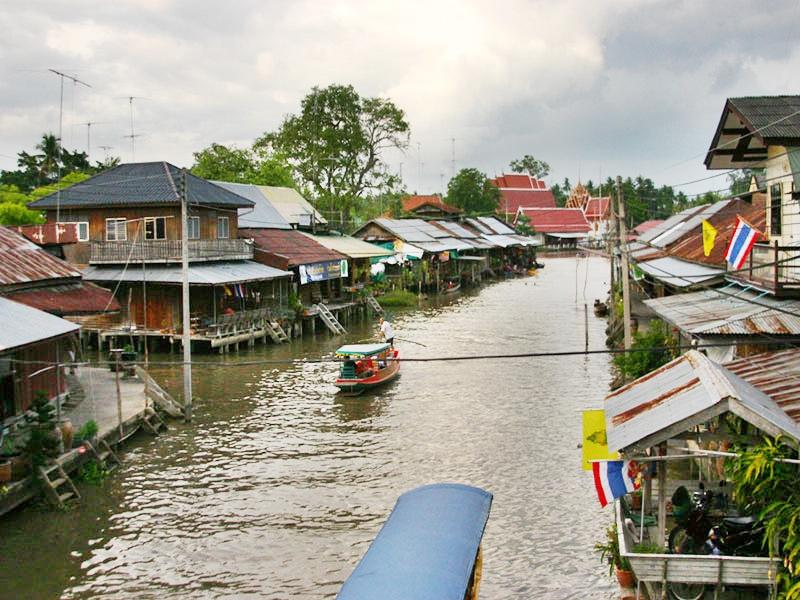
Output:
[657, 443, 667, 546]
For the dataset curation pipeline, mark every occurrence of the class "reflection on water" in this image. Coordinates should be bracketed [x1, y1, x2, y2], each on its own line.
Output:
[0, 256, 615, 599]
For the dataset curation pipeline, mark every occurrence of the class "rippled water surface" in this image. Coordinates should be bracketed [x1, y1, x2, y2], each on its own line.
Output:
[1, 256, 616, 599]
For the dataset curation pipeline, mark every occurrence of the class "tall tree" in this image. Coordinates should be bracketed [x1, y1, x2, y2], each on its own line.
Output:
[510, 154, 550, 179]
[0, 133, 98, 192]
[446, 168, 500, 215]
[191, 143, 297, 188]
[257, 84, 409, 226]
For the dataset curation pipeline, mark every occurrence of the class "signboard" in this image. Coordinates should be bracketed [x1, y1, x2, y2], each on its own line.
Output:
[582, 409, 619, 470]
[298, 260, 342, 284]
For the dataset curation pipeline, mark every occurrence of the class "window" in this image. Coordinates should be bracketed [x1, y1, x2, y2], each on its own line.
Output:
[144, 217, 167, 240]
[217, 216, 229, 239]
[105, 218, 127, 241]
[76, 222, 89, 242]
[770, 183, 782, 236]
[188, 216, 200, 240]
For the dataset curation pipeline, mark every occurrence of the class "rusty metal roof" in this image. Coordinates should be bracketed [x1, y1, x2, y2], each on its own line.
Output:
[726, 349, 800, 423]
[644, 289, 800, 336]
[0, 227, 82, 288]
[605, 350, 800, 452]
[4, 282, 120, 315]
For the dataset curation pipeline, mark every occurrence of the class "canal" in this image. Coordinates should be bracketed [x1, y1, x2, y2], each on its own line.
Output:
[1, 256, 615, 599]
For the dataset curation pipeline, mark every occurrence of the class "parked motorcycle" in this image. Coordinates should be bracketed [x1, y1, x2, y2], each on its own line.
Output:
[704, 517, 765, 556]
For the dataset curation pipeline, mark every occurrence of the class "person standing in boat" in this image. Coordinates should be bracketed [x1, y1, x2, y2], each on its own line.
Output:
[379, 317, 395, 347]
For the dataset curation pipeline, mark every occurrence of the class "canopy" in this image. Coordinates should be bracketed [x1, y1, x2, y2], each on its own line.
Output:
[336, 343, 390, 357]
[337, 483, 493, 600]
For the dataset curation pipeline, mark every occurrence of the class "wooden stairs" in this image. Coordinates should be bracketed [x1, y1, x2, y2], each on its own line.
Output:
[141, 408, 167, 435]
[314, 303, 347, 335]
[365, 295, 383, 315]
[266, 320, 290, 343]
[62, 373, 85, 410]
[135, 366, 184, 418]
[87, 438, 121, 471]
[39, 463, 80, 509]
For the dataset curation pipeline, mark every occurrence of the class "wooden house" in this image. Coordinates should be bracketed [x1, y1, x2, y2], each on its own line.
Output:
[27, 162, 293, 351]
[705, 96, 800, 296]
[401, 195, 462, 219]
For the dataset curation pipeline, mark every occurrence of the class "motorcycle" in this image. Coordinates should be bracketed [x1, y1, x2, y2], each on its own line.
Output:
[704, 517, 765, 556]
[668, 484, 715, 554]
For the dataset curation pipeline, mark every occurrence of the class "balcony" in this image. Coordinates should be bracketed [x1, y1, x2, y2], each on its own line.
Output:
[90, 239, 253, 264]
[726, 240, 800, 297]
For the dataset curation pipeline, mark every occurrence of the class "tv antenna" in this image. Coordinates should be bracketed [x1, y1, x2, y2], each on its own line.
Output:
[98, 145, 114, 160]
[75, 121, 109, 160]
[117, 96, 148, 161]
[49, 69, 91, 223]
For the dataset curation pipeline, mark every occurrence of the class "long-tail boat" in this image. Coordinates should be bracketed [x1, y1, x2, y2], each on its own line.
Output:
[334, 343, 400, 395]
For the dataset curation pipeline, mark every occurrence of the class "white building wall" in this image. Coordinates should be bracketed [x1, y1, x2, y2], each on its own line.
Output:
[766, 145, 796, 244]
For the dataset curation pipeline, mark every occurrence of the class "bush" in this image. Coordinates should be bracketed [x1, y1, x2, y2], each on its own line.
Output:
[377, 290, 417, 307]
[612, 319, 677, 382]
[23, 392, 59, 469]
[75, 420, 98, 442]
[77, 460, 109, 485]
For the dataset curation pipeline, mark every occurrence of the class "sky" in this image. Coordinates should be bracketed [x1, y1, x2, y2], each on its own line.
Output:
[1, 0, 799, 198]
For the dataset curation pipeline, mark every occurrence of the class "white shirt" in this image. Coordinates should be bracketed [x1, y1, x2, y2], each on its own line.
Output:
[380, 321, 394, 340]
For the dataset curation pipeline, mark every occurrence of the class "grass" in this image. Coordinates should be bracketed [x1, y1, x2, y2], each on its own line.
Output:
[377, 290, 418, 307]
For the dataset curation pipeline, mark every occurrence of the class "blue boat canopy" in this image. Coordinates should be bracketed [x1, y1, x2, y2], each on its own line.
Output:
[336, 343, 391, 357]
[337, 483, 493, 600]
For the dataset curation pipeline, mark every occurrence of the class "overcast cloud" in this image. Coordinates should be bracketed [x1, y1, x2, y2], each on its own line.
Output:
[1, 0, 798, 196]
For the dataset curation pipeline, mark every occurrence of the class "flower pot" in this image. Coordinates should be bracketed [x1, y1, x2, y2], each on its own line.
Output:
[615, 568, 635, 589]
[59, 418, 74, 451]
[0, 461, 11, 483]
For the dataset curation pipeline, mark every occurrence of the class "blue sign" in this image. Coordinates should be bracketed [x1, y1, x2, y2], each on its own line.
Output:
[298, 260, 343, 284]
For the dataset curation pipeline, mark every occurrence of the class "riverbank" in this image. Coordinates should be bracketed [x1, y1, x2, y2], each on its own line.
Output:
[0, 255, 615, 599]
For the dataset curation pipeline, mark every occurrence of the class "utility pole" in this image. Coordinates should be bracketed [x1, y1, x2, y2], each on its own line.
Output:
[179, 171, 193, 421]
[616, 176, 632, 349]
[49, 69, 91, 223]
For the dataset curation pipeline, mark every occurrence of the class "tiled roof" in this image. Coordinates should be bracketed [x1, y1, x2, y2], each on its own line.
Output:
[584, 197, 611, 220]
[517, 208, 590, 233]
[490, 174, 556, 213]
[28, 162, 255, 210]
[5, 282, 120, 315]
[402, 195, 462, 214]
[728, 96, 800, 142]
[240, 228, 344, 268]
[0, 227, 82, 288]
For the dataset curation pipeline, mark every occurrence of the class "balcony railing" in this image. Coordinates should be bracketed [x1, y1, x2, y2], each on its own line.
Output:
[726, 240, 800, 297]
[90, 239, 253, 264]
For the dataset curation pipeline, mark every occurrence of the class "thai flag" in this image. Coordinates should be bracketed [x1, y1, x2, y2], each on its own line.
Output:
[233, 283, 245, 298]
[724, 216, 761, 270]
[592, 460, 640, 507]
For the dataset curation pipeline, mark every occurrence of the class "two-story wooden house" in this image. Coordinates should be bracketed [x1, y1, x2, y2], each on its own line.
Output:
[27, 162, 293, 352]
[705, 96, 800, 296]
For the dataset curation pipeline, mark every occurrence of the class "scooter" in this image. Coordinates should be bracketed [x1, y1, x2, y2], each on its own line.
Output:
[704, 518, 765, 556]
[668, 484, 716, 554]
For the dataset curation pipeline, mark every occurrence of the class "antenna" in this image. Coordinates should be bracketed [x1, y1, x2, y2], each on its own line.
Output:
[98, 145, 113, 160]
[116, 96, 148, 161]
[76, 121, 109, 160]
[49, 69, 91, 223]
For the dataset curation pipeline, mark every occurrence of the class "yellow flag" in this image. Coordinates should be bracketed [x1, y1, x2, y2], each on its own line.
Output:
[702, 219, 718, 257]
[582, 409, 619, 470]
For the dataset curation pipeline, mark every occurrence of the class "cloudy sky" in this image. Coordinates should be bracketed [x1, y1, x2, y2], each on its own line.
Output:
[1, 0, 798, 197]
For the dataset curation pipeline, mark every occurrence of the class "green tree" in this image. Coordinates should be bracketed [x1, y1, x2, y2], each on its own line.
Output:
[510, 154, 550, 179]
[257, 84, 410, 227]
[0, 133, 98, 192]
[728, 168, 764, 196]
[612, 319, 677, 383]
[191, 143, 297, 188]
[446, 168, 501, 215]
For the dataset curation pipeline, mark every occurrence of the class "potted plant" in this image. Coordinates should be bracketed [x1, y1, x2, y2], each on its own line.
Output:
[630, 489, 642, 511]
[73, 420, 99, 448]
[595, 522, 635, 589]
[22, 392, 60, 472]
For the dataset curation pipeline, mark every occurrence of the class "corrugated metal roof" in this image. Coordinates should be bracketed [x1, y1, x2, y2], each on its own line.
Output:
[0, 297, 80, 352]
[649, 201, 729, 248]
[4, 282, 120, 315]
[0, 227, 82, 287]
[241, 228, 343, 267]
[28, 162, 255, 209]
[636, 257, 724, 288]
[257, 185, 326, 226]
[481, 234, 521, 248]
[82, 261, 291, 285]
[14, 223, 79, 245]
[373, 218, 438, 243]
[214, 182, 292, 229]
[433, 221, 478, 239]
[726, 349, 800, 422]
[605, 350, 800, 452]
[300, 233, 394, 259]
[637, 206, 706, 244]
[465, 218, 494, 235]
[477, 216, 516, 235]
[644, 289, 800, 336]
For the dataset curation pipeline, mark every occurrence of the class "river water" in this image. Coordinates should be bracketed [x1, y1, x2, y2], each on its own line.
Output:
[1, 256, 616, 599]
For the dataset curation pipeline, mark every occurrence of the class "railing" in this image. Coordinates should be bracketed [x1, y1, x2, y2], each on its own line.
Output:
[90, 239, 253, 264]
[726, 241, 800, 297]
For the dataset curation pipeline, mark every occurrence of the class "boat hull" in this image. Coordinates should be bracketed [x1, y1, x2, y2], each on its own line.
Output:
[335, 355, 400, 395]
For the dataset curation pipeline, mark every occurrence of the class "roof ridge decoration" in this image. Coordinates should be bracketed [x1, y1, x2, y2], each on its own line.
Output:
[163, 161, 180, 201]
